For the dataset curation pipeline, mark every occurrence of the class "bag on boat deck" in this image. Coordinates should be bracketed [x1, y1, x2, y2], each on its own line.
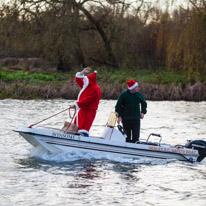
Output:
[62, 121, 78, 134]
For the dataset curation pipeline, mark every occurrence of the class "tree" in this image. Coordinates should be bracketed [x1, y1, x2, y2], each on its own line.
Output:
[9, 0, 120, 68]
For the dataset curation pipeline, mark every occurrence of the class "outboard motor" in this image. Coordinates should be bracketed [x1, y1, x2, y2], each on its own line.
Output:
[185, 140, 206, 162]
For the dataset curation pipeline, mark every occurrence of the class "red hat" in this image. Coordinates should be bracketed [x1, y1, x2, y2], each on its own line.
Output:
[127, 79, 138, 90]
[87, 71, 97, 85]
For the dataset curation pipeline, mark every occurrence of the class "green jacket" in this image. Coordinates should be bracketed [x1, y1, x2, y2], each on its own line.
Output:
[115, 89, 147, 120]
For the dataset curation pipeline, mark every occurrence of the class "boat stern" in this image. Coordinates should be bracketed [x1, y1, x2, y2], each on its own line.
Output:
[185, 140, 206, 162]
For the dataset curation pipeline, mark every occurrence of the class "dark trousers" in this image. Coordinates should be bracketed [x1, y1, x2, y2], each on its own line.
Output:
[122, 119, 140, 143]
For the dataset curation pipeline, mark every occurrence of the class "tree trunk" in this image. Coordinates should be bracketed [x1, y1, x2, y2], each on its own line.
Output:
[76, 3, 118, 68]
[57, 55, 70, 72]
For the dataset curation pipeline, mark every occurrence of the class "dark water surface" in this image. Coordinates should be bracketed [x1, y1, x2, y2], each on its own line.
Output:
[0, 99, 206, 206]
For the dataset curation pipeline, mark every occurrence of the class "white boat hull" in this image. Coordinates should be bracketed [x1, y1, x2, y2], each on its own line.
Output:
[14, 126, 202, 163]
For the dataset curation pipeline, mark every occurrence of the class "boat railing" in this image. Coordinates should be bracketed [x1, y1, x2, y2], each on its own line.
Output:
[146, 133, 162, 146]
[36, 125, 84, 136]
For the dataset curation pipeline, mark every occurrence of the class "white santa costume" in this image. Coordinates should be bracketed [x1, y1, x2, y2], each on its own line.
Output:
[74, 71, 101, 136]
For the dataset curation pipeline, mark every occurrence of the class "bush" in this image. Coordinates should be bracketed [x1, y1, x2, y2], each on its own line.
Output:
[0, 71, 56, 82]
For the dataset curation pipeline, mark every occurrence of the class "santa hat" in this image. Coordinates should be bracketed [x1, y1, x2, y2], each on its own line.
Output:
[87, 71, 97, 85]
[127, 79, 138, 90]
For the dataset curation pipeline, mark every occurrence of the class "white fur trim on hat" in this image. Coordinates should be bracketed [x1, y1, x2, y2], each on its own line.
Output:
[128, 82, 138, 90]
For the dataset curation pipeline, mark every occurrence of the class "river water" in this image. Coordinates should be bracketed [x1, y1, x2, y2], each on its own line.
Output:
[0, 99, 206, 206]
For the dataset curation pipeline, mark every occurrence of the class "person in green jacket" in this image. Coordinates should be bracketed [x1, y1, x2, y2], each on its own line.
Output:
[115, 79, 147, 143]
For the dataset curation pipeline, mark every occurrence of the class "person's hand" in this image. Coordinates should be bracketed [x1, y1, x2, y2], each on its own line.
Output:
[81, 67, 91, 74]
[117, 116, 122, 124]
[140, 113, 144, 119]
[69, 105, 76, 109]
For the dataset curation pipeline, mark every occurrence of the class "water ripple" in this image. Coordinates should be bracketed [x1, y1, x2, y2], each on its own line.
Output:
[0, 99, 206, 206]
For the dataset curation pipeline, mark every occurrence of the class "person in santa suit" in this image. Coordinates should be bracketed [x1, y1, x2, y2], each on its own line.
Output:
[70, 67, 101, 137]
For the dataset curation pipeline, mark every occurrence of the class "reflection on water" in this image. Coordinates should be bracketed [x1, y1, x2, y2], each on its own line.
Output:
[0, 99, 206, 206]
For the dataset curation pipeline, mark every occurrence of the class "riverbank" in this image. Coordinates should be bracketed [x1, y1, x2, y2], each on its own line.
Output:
[0, 64, 206, 101]
[1, 80, 206, 101]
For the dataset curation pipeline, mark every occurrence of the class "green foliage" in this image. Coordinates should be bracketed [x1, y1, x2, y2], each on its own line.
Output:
[1, 66, 205, 87]
[0, 66, 205, 100]
[0, 71, 56, 82]
[98, 67, 205, 85]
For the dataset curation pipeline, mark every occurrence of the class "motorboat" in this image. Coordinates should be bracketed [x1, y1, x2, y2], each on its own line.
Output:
[14, 112, 206, 163]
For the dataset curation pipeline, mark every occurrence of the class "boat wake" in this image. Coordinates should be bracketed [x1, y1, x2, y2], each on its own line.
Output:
[30, 146, 174, 165]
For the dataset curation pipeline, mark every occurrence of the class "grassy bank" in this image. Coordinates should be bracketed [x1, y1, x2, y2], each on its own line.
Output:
[0, 67, 206, 101]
